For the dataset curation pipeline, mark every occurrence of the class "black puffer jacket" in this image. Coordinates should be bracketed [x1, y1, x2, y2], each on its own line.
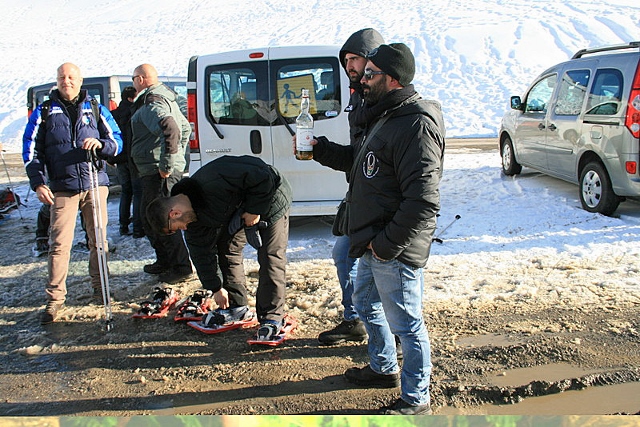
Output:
[314, 87, 445, 268]
[171, 155, 292, 291]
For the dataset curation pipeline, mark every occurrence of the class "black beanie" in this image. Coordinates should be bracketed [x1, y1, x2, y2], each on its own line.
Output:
[366, 43, 415, 87]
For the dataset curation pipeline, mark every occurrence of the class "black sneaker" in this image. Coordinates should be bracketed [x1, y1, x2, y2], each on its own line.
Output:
[158, 269, 193, 284]
[33, 238, 50, 257]
[143, 262, 167, 275]
[344, 365, 400, 388]
[119, 225, 132, 236]
[318, 318, 367, 345]
[381, 397, 432, 415]
[41, 301, 64, 325]
[132, 230, 145, 239]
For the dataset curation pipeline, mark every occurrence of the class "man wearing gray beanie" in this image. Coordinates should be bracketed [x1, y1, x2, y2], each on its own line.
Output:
[311, 42, 445, 414]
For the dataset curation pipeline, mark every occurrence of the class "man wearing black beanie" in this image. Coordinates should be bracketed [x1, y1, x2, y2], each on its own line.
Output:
[311, 42, 446, 414]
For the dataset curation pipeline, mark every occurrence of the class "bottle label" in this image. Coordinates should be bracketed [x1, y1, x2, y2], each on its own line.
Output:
[296, 128, 314, 151]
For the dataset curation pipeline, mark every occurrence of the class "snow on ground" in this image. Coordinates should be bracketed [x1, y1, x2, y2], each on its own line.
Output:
[1, 0, 639, 149]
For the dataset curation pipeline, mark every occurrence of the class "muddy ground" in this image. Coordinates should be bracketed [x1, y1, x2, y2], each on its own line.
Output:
[0, 149, 639, 417]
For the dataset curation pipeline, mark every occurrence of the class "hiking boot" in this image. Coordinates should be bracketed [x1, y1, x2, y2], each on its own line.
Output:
[202, 305, 251, 327]
[344, 365, 400, 388]
[143, 262, 167, 275]
[158, 269, 193, 284]
[132, 230, 145, 239]
[381, 398, 432, 415]
[318, 318, 367, 345]
[119, 225, 131, 236]
[41, 301, 64, 325]
[33, 238, 49, 257]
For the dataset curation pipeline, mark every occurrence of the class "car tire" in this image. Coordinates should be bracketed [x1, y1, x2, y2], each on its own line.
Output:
[579, 161, 620, 216]
[501, 136, 522, 175]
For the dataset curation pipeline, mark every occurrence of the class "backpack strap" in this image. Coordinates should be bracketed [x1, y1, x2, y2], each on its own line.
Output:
[90, 97, 100, 125]
[39, 99, 51, 123]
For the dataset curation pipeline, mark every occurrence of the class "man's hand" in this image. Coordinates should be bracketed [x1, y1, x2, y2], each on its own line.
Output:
[367, 241, 387, 261]
[36, 184, 54, 205]
[242, 212, 260, 227]
[213, 288, 230, 309]
[81, 137, 102, 152]
[159, 169, 171, 179]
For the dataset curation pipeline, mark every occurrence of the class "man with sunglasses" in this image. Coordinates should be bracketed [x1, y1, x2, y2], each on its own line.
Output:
[311, 43, 445, 414]
[130, 64, 192, 284]
[145, 155, 292, 342]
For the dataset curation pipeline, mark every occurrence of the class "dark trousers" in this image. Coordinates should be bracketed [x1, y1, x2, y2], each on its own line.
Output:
[116, 162, 143, 234]
[140, 173, 191, 272]
[221, 212, 289, 324]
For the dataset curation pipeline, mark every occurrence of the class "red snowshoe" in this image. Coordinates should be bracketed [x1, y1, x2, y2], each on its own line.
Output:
[174, 289, 214, 322]
[132, 287, 180, 319]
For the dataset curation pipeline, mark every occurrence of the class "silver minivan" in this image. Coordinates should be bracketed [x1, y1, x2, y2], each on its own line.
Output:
[500, 41, 640, 216]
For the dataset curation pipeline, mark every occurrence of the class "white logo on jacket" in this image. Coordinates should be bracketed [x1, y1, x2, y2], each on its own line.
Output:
[363, 151, 379, 178]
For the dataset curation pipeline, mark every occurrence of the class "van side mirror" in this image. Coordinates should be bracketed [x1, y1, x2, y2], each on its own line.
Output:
[510, 96, 523, 110]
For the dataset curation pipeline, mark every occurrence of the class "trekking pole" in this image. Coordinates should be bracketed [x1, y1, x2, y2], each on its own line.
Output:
[433, 214, 461, 244]
[87, 149, 114, 332]
[0, 148, 25, 221]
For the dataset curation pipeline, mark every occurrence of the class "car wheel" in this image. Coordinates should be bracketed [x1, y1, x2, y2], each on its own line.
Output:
[501, 136, 522, 175]
[579, 161, 620, 216]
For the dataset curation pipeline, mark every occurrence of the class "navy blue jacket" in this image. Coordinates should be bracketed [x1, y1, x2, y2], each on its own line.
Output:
[22, 89, 122, 193]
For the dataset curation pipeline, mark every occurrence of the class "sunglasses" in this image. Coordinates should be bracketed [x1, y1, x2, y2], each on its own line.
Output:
[166, 215, 176, 235]
[363, 69, 386, 81]
[131, 75, 141, 81]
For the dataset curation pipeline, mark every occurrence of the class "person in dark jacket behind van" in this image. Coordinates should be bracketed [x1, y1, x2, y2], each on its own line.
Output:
[22, 62, 123, 324]
[311, 44, 445, 414]
[108, 85, 144, 238]
[315, 28, 385, 346]
[130, 64, 192, 284]
[146, 155, 292, 342]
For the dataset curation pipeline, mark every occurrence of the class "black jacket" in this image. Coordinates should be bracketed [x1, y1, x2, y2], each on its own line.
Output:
[108, 98, 134, 165]
[171, 155, 292, 291]
[314, 87, 445, 268]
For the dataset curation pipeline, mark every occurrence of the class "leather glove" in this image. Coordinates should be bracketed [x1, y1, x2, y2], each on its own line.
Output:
[245, 221, 268, 250]
[228, 207, 244, 236]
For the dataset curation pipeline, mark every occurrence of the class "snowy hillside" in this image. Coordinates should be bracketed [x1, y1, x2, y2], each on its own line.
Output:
[0, 0, 639, 150]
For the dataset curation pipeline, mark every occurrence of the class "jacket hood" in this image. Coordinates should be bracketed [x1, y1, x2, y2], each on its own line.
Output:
[339, 28, 385, 74]
[140, 83, 177, 103]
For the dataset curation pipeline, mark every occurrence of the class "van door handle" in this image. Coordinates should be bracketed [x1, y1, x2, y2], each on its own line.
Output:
[250, 130, 262, 154]
[547, 124, 557, 131]
[538, 123, 546, 130]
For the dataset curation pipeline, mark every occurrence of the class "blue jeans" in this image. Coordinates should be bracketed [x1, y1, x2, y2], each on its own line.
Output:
[353, 251, 432, 406]
[331, 235, 359, 321]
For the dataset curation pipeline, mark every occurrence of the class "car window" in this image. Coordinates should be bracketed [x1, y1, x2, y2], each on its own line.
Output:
[586, 69, 623, 115]
[205, 63, 271, 126]
[274, 58, 341, 123]
[525, 74, 557, 113]
[555, 69, 590, 116]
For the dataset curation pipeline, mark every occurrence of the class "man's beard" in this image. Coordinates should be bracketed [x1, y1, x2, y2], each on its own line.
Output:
[362, 78, 386, 105]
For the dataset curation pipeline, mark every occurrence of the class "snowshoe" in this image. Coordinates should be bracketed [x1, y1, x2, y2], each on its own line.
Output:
[247, 314, 297, 347]
[132, 287, 180, 319]
[174, 289, 214, 322]
[32, 237, 49, 257]
[188, 305, 258, 334]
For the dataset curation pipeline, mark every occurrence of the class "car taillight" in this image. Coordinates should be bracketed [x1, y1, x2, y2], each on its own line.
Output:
[187, 91, 199, 151]
[625, 60, 640, 139]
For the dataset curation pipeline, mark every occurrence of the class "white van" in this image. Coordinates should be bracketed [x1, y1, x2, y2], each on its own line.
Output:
[186, 45, 351, 216]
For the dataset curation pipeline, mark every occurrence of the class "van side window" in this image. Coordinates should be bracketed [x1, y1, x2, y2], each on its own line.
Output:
[555, 70, 590, 116]
[524, 74, 557, 114]
[205, 63, 272, 126]
[274, 57, 341, 123]
[586, 69, 623, 115]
